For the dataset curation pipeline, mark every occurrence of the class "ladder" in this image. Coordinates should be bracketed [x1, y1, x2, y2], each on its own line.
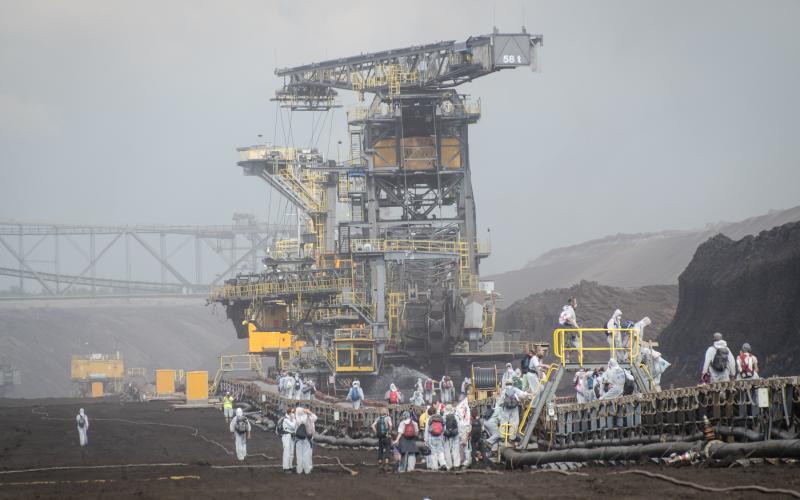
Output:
[349, 127, 363, 166]
[518, 365, 564, 449]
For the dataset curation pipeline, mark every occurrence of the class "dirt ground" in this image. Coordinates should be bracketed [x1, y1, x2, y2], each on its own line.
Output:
[1, 398, 799, 499]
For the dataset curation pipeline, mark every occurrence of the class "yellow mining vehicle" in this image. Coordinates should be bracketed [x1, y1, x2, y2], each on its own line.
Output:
[70, 353, 124, 398]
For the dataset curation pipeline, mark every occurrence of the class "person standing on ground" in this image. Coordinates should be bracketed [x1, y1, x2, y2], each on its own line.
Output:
[278, 406, 296, 472]
[346, 380, 365, 409]
[294, 406, 317, 474]
[423, 377, 435, 404]
[371, 408, 393, 469]
[559, 297, 580, 355]
[393, 411, 419, 472]
[229, 407, 251, 461]
[736, 343, 759, 380]
[440, 375, 455, 404]
[702, 332, 736, 383]
[410, 388, 425, 406]
[424, 406, 445, 470]
[386, 383, 403, 405]
[222, 392, 234, 423]
[76, 408, 89, 447]
[455, 394, 472, 467]
[460, 376, 471, 397]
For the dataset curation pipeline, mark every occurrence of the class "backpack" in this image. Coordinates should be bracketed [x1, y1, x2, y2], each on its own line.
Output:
[424, 380, 433, 392]
[402, 421, 416, 438]
[470, 418, 482, 438]
[711, 347, 729, 372]
[444, 414, 459, 438]
[350, 387, 361, 401]
[78, 415, 85, 428]
[587, 375, 595, 390]
[276, 416, 286, 435]
[502, 390, 519, 409]
[623, 377, 635, 395]
[295, 422, 308, 440]
[235, 417, 248, 434]
[429, 415, 443, 437]
[739, 353, 754, 377]
[376, 416, 389, 437]
[389, 391, 399, 404]
[521, 355, 530, 373]
[294, 379, 301, 391]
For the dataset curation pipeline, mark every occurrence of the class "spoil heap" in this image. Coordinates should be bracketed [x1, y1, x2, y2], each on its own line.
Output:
[497, 281, 678, 342]
[660, 222, 800, 386]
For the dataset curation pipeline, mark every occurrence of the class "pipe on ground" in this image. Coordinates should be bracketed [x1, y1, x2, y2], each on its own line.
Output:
[502, 442, 698, 468]
[312, 434, 426, 449]
[706, 439, 800, 460]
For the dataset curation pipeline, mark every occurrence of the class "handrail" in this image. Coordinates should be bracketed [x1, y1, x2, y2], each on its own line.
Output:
[552, 328, 640, 366]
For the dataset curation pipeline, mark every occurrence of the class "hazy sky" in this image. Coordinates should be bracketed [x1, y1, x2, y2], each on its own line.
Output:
[1, 0, 798, 275]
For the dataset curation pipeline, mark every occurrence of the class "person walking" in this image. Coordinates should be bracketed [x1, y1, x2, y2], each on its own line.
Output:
[229, 407, 251, 461]
[76, 408, 89, 447]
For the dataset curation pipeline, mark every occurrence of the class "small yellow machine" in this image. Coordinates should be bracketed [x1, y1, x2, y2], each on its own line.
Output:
[70, 353, 124, 398]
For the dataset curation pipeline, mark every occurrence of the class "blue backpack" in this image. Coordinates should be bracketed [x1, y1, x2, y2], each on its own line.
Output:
[350, 387, 361, 401]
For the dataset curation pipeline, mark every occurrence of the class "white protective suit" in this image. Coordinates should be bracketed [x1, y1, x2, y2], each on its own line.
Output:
[424, 415, 446, 470]
[640, 346, 670, 389]
[442, 406, 461, 469]
[607, 309, 624, 360]
[501, 363, 515, 387]
[497, 385, 524, 442]
[455, 396, 472, 467]
[294, 408, 317, 474]
[484, 408, 502, 449]
[346, 380, 365, 409]
[410, 390, 425, 407]
[283, 374, 296, 400]
[599, 359, 633, 400]
[460, 377, 471, 396]
[280, 412, 296, 471]
[423, 378, 435, 404]
[574, 369, 591, 404]
[559, 304, 579, 348]
[440, 377, 455, 404]
[76, 408, 89, 447]
[703, 340, 736, 382]
[293, 374, 303, 401]
[229, 408, 251, 461]
[385, 383, 403, 405]
[415, 378, 424, 395]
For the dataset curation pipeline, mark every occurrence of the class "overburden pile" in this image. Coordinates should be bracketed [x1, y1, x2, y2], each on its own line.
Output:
[660, 221, 800, 386]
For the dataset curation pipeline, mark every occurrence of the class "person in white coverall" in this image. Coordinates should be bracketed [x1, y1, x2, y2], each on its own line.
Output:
[294, 407, 317, 474]
[280, 408, 296, 472]
[497, 381, 524, 442]
[606, 309, 624, 360]
[442, 405, 461, 469]
[455, 394, 472, 467]
[424, 408, 446, 470]
[600, 359, 633, 400]
[229, 407, 251, 461]
[346, 380, 365, 409]
[410, 389, 425, 406]
[76, 408, 89, 447]
[702, 332, 736, 383]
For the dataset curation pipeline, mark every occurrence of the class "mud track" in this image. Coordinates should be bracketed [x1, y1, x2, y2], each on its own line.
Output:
[1, 398, 798, 499]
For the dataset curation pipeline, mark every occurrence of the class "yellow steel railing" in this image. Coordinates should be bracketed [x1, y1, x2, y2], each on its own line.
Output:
[517, 363, 559, 434]
[350, 239, 468, 255]
[334, 327, 373, 340]
[552, 328, 640, 367]
[213, 277, 353, 301]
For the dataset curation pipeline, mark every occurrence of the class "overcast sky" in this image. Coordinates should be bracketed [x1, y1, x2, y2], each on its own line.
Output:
[1, 0, 798, 275]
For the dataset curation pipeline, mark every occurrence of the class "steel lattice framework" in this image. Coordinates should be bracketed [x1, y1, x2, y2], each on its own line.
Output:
[0, 218, 294, 298]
